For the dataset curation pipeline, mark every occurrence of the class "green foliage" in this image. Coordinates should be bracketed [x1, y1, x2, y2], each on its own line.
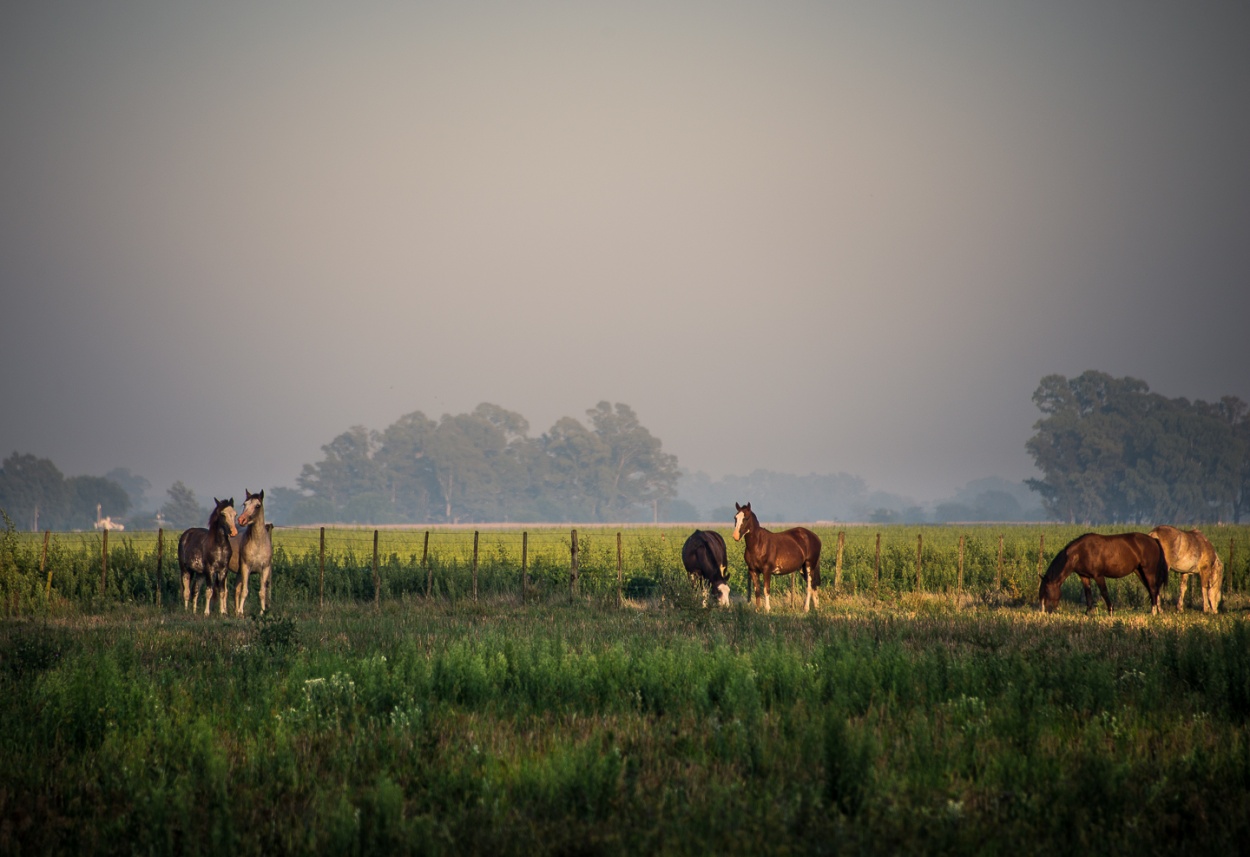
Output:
[1027, 371, 1249, 523]
[4, 604, 1250, 854]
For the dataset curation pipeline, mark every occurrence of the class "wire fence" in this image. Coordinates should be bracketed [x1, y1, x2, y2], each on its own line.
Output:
[3, 523, 1248, 616]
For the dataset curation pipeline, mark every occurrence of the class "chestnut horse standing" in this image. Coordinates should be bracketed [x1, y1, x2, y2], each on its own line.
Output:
[179, 498, 237, 615]
[732, 502, 822, 612]
[231, 488, 274, 615]
[1039, 532, 1168, 616]
[1149, 525, 1223, 613]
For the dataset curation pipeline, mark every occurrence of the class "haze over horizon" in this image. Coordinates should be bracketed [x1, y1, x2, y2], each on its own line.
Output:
[3, 1, 1248, 512]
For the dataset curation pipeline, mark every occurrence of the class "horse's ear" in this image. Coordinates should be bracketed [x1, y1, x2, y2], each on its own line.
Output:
[258, 489, 264, 502]
[735, 502, 742, 511]
[214, 497, 220, 506]
[744, 503, 751, 512]
[228, 497, 235, 507]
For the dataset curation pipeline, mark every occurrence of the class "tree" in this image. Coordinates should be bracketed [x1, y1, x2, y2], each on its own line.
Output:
[585, 402, 679, 522]
[1026, 372, 1244, 524]
[373, 411, 439, 521]
[105, 467, 151, 513]
[67, 476, 131, 529]
[0, 452, 70, 531]
[159, 481, 209, 530]
[297, 426, 382, 515]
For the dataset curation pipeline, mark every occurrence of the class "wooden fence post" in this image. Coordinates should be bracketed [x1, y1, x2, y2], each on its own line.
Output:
[319, 527, 326, 611]
[996, 534, 1004, 591]
[100, 529, 109, 598]
[570, 529, 579, 598]
[874, 532, 882, 593]
[41, 531, 51, 600]
[617, 531, 623, 607]
[915, 532, 923, 592]
[472, 530, 480, 602]
[521, 531, 529, 604]
[372, 529, 380, 609]
[422, 531, 431, 598]
[155, 529, 164, 608]
[834, 531, 845, 595]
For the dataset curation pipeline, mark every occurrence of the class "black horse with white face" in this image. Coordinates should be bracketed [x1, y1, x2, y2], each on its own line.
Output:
[682, 530, 731, 607]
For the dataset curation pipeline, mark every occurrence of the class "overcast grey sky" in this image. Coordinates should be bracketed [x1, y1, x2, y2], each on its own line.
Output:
[2, 0, 1248, 510]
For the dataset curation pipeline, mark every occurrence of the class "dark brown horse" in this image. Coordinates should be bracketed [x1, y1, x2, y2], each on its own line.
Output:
[179, 497, 237, 615]
[733, 502, 822, 612]
[1038, 532, 1168, 616]
[682, 530, 731, 607]
[230, 489, 273, 615]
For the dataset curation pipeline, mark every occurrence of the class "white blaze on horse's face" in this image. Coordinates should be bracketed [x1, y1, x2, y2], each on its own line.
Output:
[733, 510, 746, 541]
[238, 496, 261, 527]
[716, 582, 730, 607]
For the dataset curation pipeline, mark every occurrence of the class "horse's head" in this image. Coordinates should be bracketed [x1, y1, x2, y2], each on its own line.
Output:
[212, 497, 238, 537]
[238, 488, 264, 527]
[1038, 549, 1068, 612]
[732, 503, 756, 542]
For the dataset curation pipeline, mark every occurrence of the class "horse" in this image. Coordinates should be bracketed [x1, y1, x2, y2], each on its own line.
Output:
[178, 498, 237, 615]
[230, 489, 274, 615]
[682, 530, 731, 607]
[732, 502, 822, 612]
[1038, 532, 1168, 616]
[1149, 525, 1223, 613]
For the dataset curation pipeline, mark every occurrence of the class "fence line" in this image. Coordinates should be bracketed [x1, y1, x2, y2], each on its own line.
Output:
[7, 524, 1250, 614]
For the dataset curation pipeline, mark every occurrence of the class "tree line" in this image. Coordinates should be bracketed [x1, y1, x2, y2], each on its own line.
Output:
[272, 401, 680, 525]
[5, 375, 1248, 529]
[1025, 371, 1250, 524]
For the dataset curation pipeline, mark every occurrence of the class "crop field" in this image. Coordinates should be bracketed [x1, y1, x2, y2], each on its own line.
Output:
[2, 524, 1250, 854]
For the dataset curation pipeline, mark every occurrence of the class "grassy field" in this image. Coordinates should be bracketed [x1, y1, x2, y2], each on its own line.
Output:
[2, 593, 1250, 855]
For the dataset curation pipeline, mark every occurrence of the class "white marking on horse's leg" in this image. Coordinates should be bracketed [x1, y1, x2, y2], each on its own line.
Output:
[717, 582, 730, 606]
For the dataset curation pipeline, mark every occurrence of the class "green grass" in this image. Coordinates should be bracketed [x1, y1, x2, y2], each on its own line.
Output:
[2, 596, 1250, 854]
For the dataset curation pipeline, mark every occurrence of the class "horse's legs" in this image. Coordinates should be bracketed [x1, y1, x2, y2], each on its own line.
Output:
[763, 572, 772, 612]
[260, 567, 270, 613]
[1095, 576, 1114, 615]
[217, 573, 228, 614]
[236, 565, 250, 616]
[1080, 577, 1096, 613]
[1176, 571, 1189, 611]
[181, 569, 191, 611]
[750, 570, 761, 608]
[804, 568, 818, 612]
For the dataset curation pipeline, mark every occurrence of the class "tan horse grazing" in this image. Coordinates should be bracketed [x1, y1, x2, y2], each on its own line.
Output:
[732, 502, 822, 612]
[230, 489, 274, 615]
[1149, 525, 1223, 613]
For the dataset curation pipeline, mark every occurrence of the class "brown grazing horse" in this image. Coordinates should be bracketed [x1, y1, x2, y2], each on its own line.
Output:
[1149, 525, 1223, 613]
[732, 502, 822, 612]
[1039, 532, 1168, 616]
[179, 498, 237, 615]
[231, 489, 274, 615]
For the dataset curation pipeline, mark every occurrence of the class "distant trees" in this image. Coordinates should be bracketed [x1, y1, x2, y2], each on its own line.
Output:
[157, 481, 209, 530]
[0, 452, 132, 531]
[1026, 371, 1249, 524]
[283, 402, 680, 525]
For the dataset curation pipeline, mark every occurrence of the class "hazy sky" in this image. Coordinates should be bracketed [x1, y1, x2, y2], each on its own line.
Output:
[3, 0, 1248, 509]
